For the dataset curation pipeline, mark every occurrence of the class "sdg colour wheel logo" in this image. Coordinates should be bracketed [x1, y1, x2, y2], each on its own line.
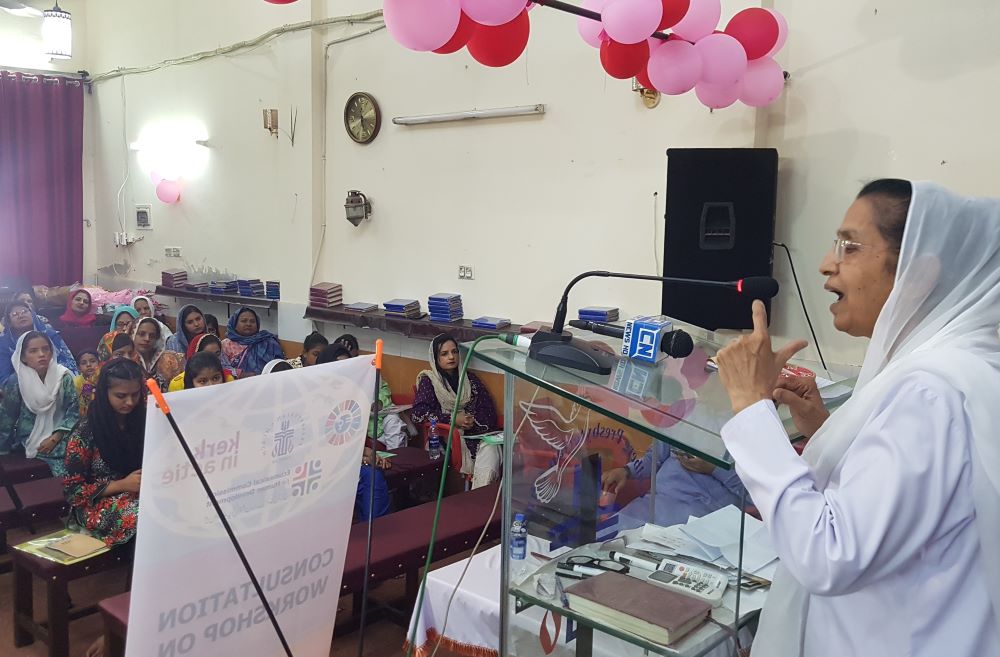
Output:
[325, 400, 363, 446]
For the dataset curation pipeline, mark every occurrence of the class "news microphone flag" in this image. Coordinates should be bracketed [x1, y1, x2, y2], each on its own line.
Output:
[621, 316, 674, 364]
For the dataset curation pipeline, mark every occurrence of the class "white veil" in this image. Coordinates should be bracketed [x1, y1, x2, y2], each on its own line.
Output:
[753, 182, 1000, 656]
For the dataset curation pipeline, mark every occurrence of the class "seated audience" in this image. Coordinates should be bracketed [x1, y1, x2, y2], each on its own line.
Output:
[0, 301, 78, 380]
[183, 352, 228, 389]
[97, 307, 139, 362]
[262, 359, 294, 374]
[0, 332, 80, 476]
[59, 288, 97, 327]
[131, 294, 172, 341]
[286, 331, 328, 368]
[221, 307, 285, 377]
[14, 288, 52, 326]
[74, 349, 101, 417]
[168, 334, 234, 391]
[413, 333, 500, 488]
[204, 313, 221, 339]
[110, 334, 135, 360]
[63, 358, 145, 546]
[316, 345, 391, 520]
[132, 318, 185, 391]
[334, 333, 360, 357]
[165, 304, 207, 354]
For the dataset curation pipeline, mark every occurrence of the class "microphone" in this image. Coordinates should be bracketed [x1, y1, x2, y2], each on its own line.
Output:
[568, 320, 694, 359]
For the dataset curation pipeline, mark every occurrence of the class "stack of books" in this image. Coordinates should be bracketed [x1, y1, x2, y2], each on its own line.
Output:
[186, 282, 209, 292]
[383, 298, 422, 319]
[209, 280, 239, 295]
[161, 268, 187, 288]
[266, 281, 281, 300]
[237, 279, 265, 297]
[472, 316, 511, 330]
[309, 282, 343, 308]
[428, 292, 463, 323]
[344, 301, 377, 312]
[579, 306, 620, 323]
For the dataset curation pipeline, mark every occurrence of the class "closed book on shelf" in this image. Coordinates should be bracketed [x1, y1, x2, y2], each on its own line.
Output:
[564, 572, 710, 645]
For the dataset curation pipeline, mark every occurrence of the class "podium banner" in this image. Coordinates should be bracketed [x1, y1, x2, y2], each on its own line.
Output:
[126, 357, 376, 657]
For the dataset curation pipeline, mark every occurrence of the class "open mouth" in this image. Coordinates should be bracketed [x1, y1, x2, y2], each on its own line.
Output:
[825, 285, 845, 305]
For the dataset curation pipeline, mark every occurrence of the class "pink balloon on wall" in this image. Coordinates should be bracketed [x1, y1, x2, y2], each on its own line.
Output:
[156, 180, 182, 204]
[602, 0, 663, 45]
[384, 0, 462, 52]
[578, 0, 608, 48]
[695, 79, 742, 109]
[461, 0, 525, 26]
[740, 57, 784, 107]
[693, 33, 747, 84]
[671, 0, 721, 42]
[647, 39, 702, 95]
[764, 9, 788, 58]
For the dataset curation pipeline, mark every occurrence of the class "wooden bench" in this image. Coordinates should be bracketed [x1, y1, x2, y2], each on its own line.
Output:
[98, 484, 502, 656]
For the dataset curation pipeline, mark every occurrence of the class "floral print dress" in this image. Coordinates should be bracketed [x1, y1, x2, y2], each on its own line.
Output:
[62, 420, 139, 546]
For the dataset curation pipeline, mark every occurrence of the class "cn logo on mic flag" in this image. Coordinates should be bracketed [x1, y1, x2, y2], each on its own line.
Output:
[127, 357, 376, 657]
[622, 315, 674, 364]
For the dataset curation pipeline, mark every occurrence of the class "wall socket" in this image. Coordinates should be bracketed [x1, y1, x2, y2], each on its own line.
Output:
[164, 246, 183, 258]
[458, 265, 475, 280]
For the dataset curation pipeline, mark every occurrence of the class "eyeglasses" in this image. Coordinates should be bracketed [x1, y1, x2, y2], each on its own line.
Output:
[558, 555, 629, 576]
[9, 309, 31, 318]
[831, 237, 872, 263]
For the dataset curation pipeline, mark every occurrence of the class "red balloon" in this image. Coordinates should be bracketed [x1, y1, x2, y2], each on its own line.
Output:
[264, 0, 298, 3]
[467, 10, 530, 68]
[434, 12, 479, 54]
[600, 39, 650, 79]
[659, 0, 690, 30]
[725, 8, 779, 61]
[636, 64, 656, 90]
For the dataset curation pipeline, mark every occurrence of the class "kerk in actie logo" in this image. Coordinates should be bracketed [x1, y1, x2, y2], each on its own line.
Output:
[325, 399, 363, 446]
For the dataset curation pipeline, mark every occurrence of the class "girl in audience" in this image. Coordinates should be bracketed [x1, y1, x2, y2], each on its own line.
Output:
[132, 318, 185, 391]
[286, 331, 328, 368]
[14, 289, 52, 327]
[0, 301, 78, 380]
[59, 289, 97, 327]
[131, 294, 173, 341]
[334, 333, 360, 357]
[165, 304, 207, 354]
[168, 334, 234, 391]
[0, 332, 80, 476]
[414, 333, 500, 488]
[221, 307, 285, 377]
[97, 307, 139, 362]
[205, 314, 221, 338]
[183, 352, 227, 389]
[110, 334, 135, 360]
[316, 345, 391, 520]
[74, 349, 100, 417]
[63, 358, 145, 547]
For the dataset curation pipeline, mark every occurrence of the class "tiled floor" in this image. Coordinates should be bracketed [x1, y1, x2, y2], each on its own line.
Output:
[0, 524, 476, 657]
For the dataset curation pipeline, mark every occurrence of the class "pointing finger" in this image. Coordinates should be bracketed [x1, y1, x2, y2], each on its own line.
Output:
[751, 300, 769, 337]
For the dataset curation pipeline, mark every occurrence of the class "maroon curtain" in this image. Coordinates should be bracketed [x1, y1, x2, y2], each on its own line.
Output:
[0, 71, 84, 287]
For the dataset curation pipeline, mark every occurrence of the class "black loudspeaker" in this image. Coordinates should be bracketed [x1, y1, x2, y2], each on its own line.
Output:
[661, 148, 778, 331]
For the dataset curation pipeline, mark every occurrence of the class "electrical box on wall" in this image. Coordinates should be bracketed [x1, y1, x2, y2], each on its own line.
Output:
[136, 204, 152, 230]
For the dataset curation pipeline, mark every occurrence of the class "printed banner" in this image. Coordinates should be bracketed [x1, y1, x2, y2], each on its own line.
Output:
[126, 357, 376, 657]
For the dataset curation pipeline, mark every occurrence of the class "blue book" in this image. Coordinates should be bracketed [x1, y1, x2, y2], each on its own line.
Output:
[472, 316, 511, 329]
[429, 292, 462, 302]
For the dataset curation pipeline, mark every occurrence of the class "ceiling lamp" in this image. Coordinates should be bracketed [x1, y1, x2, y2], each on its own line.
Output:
[42, 2, 72, 60]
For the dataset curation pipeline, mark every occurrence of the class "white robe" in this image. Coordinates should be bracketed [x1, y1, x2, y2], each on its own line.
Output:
[721, 372, 1000, 657]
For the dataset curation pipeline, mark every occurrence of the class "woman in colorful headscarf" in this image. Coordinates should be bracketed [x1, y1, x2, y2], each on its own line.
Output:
[59, 289, 97, 328]
[0, 301, 78, 381]
[13, 288, 52, 327]
[131, 294, 172, 342]
[97, 306, 139, 362]
[0, 332, 80, 476]
[221, 307, 284, 378]
[132, 318, 185, 391]
[167, 334, 234, 392]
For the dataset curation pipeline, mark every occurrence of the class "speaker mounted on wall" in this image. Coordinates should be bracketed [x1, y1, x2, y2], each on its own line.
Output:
[661, 148, 779, 331]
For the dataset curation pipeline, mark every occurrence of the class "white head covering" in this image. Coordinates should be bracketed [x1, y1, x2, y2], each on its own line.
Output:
[131, 294, 173, 341]
[261, 359, 286, 375]
[756, 182, 1000, 655]
[12, 332, 70, 458]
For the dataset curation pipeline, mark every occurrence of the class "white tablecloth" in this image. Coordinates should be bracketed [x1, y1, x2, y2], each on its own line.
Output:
[406, 538, 760, 657]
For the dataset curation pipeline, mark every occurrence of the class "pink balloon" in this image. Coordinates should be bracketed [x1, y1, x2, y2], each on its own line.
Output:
[461, 0, 524, 26]
[156, 179, 182, 204]
[671, 0, 721, 42]
[693, 33, 746, 84]
[739, 57, 784, 107]
[647, 40, 702, 95]
[647, 35, 666, 55]
[150, 170, 164, 186]
[602, 0, 663, 45]
[764, 9, 787, 58]
[696, 79, 742, 109]
[578, 0, 608, 48]
[384, 0, 462, 52]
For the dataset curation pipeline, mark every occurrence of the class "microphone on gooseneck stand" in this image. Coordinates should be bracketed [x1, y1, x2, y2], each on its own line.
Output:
[568, 319, 695, 359]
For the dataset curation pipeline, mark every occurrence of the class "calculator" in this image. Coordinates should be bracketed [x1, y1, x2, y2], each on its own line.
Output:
[646, 558, 728, 607]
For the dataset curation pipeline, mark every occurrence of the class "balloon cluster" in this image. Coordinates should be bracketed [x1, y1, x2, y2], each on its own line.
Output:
[384, 0, 787, 109]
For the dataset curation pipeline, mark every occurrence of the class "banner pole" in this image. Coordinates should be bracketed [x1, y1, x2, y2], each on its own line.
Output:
[357, 338, 385, 657]
[145, 379, 295, 657]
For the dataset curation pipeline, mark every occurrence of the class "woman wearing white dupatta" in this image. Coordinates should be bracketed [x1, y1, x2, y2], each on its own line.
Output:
[716, 180, 1000, 657]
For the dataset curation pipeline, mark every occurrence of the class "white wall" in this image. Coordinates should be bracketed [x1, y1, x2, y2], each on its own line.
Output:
[74, 0, 1000, 364]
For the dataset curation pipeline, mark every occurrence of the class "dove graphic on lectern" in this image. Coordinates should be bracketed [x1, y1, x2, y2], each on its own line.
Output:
[519, 401, 587, 503]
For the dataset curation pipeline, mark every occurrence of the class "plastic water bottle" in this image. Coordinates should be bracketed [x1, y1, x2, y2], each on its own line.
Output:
[428, 419, 442, 460]
[510, 513, 529, 584]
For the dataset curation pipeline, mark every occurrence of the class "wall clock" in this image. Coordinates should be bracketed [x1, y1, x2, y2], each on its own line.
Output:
[344, 92, 381, 144]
